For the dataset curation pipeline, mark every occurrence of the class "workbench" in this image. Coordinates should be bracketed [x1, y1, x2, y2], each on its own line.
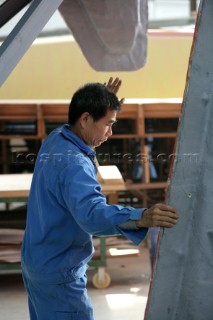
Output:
[0, 173, 120, 287]
[0, 173, 167, 287]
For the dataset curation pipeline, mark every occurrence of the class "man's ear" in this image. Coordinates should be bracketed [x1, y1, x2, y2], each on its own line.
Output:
[80, 112, 90, 128]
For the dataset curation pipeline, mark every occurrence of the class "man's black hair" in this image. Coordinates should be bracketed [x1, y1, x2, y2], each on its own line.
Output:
[68, 83, 121, 125]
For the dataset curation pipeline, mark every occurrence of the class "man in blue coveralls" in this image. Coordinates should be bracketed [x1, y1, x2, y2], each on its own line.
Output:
[21, 78, 178, 320]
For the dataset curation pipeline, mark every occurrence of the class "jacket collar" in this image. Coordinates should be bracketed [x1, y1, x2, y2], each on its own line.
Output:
[61, 124, 96, 160]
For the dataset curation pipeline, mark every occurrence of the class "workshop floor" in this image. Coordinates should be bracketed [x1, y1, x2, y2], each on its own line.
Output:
[0, 246, 152, 320]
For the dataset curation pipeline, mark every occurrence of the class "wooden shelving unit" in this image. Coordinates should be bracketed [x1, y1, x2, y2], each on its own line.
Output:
[0, 98, 182, 186]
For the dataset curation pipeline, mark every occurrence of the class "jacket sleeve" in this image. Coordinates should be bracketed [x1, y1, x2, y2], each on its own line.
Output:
[58, 158, 148, 245]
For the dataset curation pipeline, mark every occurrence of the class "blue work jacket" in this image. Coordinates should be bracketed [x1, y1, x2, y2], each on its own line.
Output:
[21, 125, 148, 282]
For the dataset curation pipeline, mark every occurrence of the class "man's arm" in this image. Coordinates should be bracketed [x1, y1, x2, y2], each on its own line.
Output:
[118, 204, 178, 230]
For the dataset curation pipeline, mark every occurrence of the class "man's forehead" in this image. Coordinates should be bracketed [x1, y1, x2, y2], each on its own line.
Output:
[105, 110, 117, 122]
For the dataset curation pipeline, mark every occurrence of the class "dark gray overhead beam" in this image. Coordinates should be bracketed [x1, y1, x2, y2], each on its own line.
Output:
[0, 0, 32, 28]
[0, 0, 64, 86]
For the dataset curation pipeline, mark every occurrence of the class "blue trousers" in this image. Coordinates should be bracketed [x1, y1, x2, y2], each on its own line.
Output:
[22, 270, 94, 320]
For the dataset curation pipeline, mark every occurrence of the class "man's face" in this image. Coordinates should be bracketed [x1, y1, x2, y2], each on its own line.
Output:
[83, 109, 117, 148]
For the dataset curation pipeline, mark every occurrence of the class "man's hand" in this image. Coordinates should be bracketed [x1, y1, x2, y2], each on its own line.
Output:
[104, 77, 121, 94]
[104, 77, 125, 105]
[136, 203, 178, 229]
